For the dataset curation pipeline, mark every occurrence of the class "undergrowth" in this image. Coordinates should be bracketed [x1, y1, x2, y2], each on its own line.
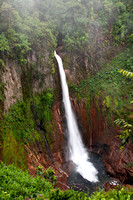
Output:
[0, 162, 133, 200]
[0, 89, 54, 169]
[69, 46, 133, 120]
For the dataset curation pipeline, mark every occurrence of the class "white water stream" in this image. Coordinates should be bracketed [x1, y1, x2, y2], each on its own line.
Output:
[54, 51, 98, 182]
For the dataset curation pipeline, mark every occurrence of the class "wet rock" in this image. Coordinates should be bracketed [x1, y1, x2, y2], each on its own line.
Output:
[25, 98, 133, 189]
[72, 98, 133, 184]
[102, 140, 133, 184]
[25, 102, 69, 190]
[104, 180, 120, 191]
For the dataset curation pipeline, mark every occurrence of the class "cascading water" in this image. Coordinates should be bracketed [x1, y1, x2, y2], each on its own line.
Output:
[54, 51, 98, 182]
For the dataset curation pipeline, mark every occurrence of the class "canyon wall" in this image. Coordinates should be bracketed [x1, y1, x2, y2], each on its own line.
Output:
[1, 51, 56, 113]
[72, 99, 133, 184]
[24, 97, 133, 188]
[0, 25, 131, 188]
[1, 21, 123, 114]
[24, 101, 70, 190]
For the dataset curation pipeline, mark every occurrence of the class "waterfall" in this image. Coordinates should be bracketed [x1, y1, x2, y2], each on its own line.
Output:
[54, 51, 98, 182]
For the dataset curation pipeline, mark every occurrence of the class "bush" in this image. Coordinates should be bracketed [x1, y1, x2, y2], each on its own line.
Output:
[0, 162, 53, 199]
[36, 166, 57, 186]
[0, 163, 132, 200]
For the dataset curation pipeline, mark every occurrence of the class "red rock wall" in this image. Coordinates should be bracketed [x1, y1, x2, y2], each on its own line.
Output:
[72, 98, 133, 184]
[25, 98, 133, 187]
[25, 101, 69, 190]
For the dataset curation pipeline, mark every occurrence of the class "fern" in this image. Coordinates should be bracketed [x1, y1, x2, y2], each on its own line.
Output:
[118, 69, 133, 78]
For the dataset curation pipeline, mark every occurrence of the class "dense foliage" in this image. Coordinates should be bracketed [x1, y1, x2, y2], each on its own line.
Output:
[0, 89, 54, 168]
[0, 0, 132, 61]
[69, 43, 133, 147]
[69, 45, 133, 108]
[0, 0, 133, 199]
[0, 0, 57, 66]
[0, 162, 133, 200]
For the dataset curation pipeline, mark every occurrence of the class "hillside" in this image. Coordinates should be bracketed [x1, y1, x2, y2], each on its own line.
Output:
[0, 0, 133, 199]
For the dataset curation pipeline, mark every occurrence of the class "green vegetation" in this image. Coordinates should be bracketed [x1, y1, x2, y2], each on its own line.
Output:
[36, 166, 57, 186]
[0, 0, 57, 64]
[2, 131, 27, 170]
[114, 118, 132, 150]
[0, 162, 54, 199]
[0, 100, 35, 144]
[0, 0, 132, 61]
[0, 163, 133, 200]
[0, 162, 133, 200]
[69, 44, 133, 145]
[0, 0, 133, 198]
[69, 45, 133, 112]
[90, 187, 133, 200]
[0, 32, 10, 55]
[0, 89, 54, 168]
[0, 0, 132, 103]
[119, 69, 133, 78]
[31, 89, 54, 145]
[32, 89, 53, 128]
[114, 57, 133, 149]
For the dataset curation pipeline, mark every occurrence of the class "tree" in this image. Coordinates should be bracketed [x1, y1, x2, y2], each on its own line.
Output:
[0, 2, 14, 32]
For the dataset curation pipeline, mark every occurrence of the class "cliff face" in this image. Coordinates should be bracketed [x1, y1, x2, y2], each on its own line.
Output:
[1, 21, 123, 113]
[3, 60, 22, 113]
[23, 97, 132, 188]
[0, 29, 131, 187]
[57, 25, 121, 85]
[25, 101, 69, 190]
[72, 99, 133, 184]
[2, 51, 56, 113]
[0, 0, 132, 192]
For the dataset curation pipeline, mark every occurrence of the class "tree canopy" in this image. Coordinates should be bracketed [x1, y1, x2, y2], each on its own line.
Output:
[0, 0, 132, 60]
